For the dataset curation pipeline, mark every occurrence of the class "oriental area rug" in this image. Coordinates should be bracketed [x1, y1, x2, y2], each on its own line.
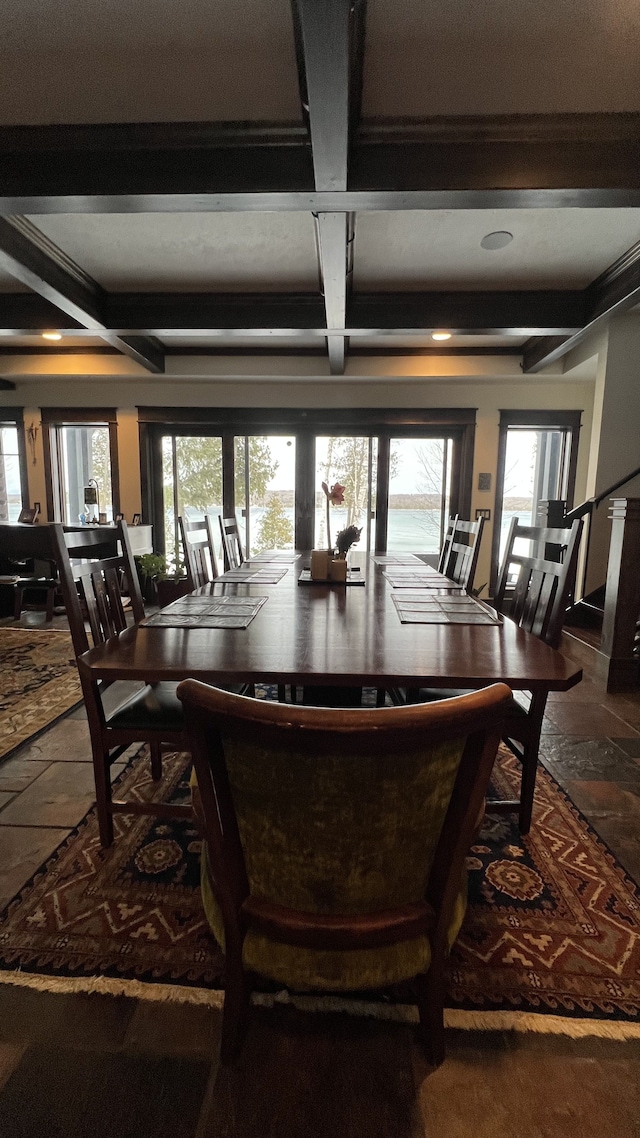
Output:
[0, 627, 82, 760]
[0, 744, 639, 1041]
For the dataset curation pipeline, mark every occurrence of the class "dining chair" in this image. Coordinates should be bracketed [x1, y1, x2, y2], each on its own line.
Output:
[219, 515, 244, 571]
[178, 679, 511, 1063]
[0, 523, 60, 622]
[438, 515, 485, 592]
[407, 517, 584, 834]
[179, 515, 219, 590]
[52, 521, 192, 848]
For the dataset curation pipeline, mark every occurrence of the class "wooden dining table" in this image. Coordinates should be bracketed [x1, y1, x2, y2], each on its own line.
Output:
[76, 551, 583, 697]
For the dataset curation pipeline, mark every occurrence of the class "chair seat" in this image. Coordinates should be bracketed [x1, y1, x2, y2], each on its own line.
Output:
[15, 576, 58, 588]
[107, 682, 185, 731]
[107, 680, 251, 732]
[417, 689, 529, 725]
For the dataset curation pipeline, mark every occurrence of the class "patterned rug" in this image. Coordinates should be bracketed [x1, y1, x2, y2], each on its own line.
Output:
[0, 744, 639, 1039]
[0, 627, 82, 760]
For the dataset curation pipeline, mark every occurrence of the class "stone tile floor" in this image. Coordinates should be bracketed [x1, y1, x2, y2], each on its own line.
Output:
[0, 614, 639, 1136]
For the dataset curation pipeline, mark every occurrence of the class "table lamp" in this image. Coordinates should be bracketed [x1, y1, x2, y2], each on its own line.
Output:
[83, 479, 100, 523]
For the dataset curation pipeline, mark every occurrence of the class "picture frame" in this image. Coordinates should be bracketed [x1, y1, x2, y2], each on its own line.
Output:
[98, 512, 107, 525]
[131, 513, 142, 526]
[115, 512, 125, 522]
[17, 504, 40, 525]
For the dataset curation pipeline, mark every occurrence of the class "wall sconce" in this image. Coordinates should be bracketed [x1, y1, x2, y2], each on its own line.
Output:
[83, 478, 100, 523]
[26, 421, 40, 466]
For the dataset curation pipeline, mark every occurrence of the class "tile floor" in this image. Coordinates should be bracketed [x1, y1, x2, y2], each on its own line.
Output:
[0, 615, 640, 1136]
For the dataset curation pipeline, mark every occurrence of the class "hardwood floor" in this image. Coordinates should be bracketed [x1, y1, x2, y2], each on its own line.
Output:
[0, 615, 639, 1136]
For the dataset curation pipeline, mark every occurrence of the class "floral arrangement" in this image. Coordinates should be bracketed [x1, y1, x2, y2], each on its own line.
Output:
[321, 480, 345, 552]
[335, 525, 362, 557]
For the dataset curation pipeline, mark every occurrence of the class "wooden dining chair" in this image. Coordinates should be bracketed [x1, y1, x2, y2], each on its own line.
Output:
[178, 679, 511, 1064]
[179, 515, 219, 590]
[438, 515, 485, 592]
[219, 515, 244, 571]
[407, 517, 584, 834]
[52, 521, 191, 847]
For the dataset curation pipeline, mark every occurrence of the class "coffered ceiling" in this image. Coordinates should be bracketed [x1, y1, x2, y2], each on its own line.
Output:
[1, 0, 640, 385]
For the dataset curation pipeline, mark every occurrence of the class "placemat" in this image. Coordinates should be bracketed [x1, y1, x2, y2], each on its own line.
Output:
[383, 569, 462, 589]
[141, 595, 268, 629]
[392, 592, 501, 625]
[372, 554, 422, 565]
[245, 552, 299, 563]
[219, 567, 288, 584]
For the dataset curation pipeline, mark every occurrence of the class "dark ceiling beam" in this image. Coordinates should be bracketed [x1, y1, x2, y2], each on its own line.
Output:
[0, 378, 16, 388]
[522, 238, 640, 372]
[1, 114, 640, 214]
[0, 289, 585, 337]
[0, 218, 164, 372]
[296, 0, 354, 375]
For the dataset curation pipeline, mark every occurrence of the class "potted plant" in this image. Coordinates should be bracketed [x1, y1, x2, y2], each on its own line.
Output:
[135, 553, 190, 607]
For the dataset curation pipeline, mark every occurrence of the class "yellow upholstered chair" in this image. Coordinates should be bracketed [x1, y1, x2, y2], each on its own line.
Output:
[178, 680, 510, 1063]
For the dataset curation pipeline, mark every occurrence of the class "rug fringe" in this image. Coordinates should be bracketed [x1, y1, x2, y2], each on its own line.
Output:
[1, 971, 639, 1040]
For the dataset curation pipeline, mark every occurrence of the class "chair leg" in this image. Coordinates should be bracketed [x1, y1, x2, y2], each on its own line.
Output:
[518, 741, 539, 835]
[220, 956, 252, 1064]
[376, 688, 386, 707]
[92, 745, 114, 848]
[277, 685, 287, 703]
[13, 587, 23, 621]
[415, 963, 446, 1068]
[150, 740, 163, 781]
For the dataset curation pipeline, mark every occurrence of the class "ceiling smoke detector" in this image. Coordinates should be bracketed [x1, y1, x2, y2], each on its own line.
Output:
[480, 231, 513, 250]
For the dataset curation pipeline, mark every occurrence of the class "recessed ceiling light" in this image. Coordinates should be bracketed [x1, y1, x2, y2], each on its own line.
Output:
[480, 230, 513, 250]
[41, 331, 62, 341]
[431, 331, 452, 341]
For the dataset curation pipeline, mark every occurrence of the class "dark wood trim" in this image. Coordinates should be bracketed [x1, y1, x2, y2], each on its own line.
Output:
[490, 410, 582, 591]
[222, 435, 235, 520]
[1, 114, 640, 215]
[136, 406, 478, 429]
[295, 431, 314, 549]
[41, 407, 118, 424]
[41, 422, 55, 522]
[0, 343, 524, 358]
[107, 421, 121, 519]
[0, 379, 16, 390]
[374, 434, 390, 552]
[0, 289, 585, 337]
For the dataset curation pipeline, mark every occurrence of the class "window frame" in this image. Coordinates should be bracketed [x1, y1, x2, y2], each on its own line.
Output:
[139, 407, 476, 556]
[491, 409, 582, 593]
[41, 408, 121, 524]
[0, 407, 29, 517]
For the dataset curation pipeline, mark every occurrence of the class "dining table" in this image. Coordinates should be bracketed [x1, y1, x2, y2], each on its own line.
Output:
[76, 550, 583, 699]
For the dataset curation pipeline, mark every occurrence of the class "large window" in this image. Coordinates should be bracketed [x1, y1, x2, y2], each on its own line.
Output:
[43, 410, 120, 525]
[140, 409, 476, 557]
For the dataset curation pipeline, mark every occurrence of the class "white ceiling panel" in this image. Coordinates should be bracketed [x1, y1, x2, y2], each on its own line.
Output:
[0, 0, 300, 124]
[364, 0, 640, 116]
[26, 214, 320, 293]
[354, 209, 640, 290]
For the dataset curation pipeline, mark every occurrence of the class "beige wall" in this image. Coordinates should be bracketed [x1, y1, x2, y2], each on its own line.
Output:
[2, 364, 594, 596]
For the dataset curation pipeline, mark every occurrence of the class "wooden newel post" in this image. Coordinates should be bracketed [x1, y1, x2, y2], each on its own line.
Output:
[598, 497, 640, 691]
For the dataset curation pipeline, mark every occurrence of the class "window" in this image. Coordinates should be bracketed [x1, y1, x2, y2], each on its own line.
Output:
[492, 411, 581, 589]
[140, 409, 476, 557]
[42, 410, 120, 525]
[0, 420, 27, 521]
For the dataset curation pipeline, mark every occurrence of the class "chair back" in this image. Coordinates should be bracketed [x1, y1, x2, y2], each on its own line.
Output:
[219, 515, 244, 571]
[439, 516, 484, 591]
[179, 515, 219, 590]
[493, 517, 583, 648]
[58, 521, 145, 657]
[178, 681, 511, 963]
[437, 514, 458, 574]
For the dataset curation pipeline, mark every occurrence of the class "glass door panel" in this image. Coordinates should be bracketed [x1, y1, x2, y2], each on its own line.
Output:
[498, 428, 571, 564]
[162, 435, 223, 571]
[234, 436, 296, 557]
[314, 436, 377, 551]
[387, 437, 452, 553]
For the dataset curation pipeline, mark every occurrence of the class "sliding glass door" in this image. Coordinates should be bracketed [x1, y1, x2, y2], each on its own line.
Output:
[387, 437, 453, 553]
[234, 436, 296, 556]
[162, 435, 223, 570]
[314, 436, 377, 551]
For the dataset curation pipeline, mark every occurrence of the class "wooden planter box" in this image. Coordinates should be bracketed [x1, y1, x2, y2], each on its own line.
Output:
[156, 578, 191, 608]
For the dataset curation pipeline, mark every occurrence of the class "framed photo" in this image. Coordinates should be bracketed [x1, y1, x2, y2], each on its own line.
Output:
[131, 513, 142, 526]
[17, 504, 40, 524]
[115, 512, 125, 522]
[98, 512, 107, 525]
